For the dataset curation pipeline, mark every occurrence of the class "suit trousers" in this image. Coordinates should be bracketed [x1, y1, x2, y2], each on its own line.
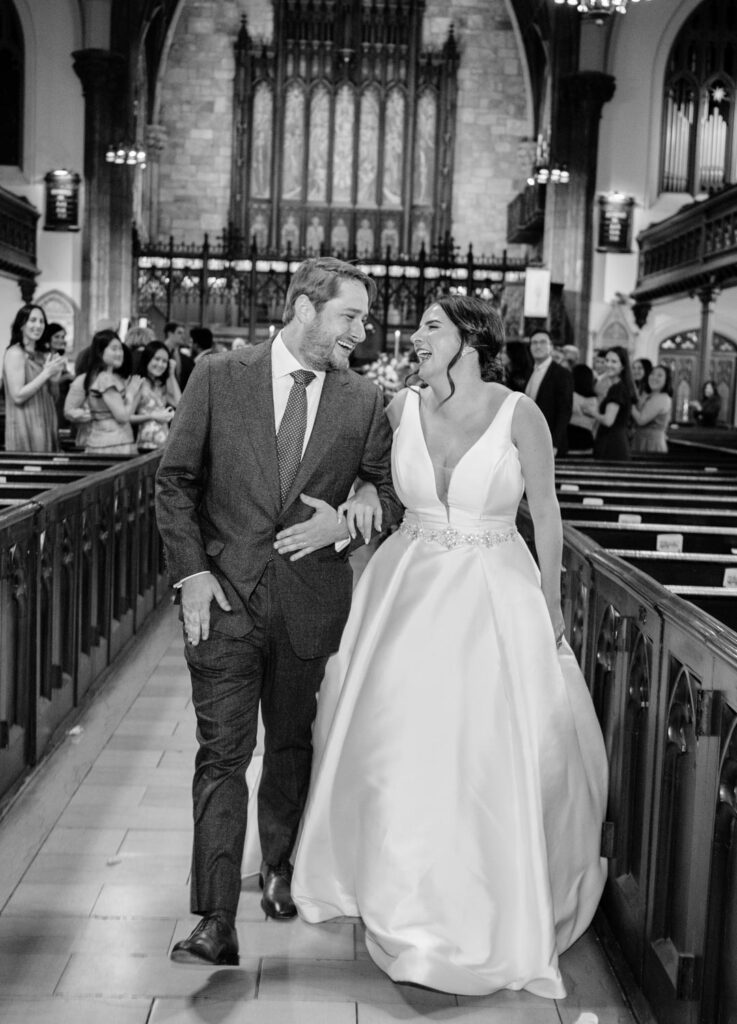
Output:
[184, 560, 328, 916]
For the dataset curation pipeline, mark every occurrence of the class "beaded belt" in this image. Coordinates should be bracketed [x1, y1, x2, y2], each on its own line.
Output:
[399, 520, 518, 550]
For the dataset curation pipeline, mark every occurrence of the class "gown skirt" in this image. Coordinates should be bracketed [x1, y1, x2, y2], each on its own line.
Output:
[292, 389, 608, 998]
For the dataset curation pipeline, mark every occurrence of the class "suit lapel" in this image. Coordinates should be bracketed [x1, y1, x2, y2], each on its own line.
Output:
[231, 345, 281, 509]
[283, 370, 351, 509]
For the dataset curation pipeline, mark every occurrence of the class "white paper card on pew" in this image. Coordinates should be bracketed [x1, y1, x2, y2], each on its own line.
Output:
[723, 568, 737, 589]
[23, 464, 42, 473]
[560, 483, 579, 492]
[656, 533, 683, 553]
[619, 513, 642, 524]
[583, 496, 604, 506]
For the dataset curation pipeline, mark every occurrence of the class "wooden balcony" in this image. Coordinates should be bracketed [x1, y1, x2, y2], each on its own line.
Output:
[633, 183, 737, 304]
[0, 185, 40, 284]
[506, 181, 546, 245]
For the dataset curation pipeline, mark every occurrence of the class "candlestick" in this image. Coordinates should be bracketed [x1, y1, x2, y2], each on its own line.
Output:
[393, 329, 400, 361]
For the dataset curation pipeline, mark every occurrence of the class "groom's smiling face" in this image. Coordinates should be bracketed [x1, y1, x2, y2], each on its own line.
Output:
[297, 280, 369, 372]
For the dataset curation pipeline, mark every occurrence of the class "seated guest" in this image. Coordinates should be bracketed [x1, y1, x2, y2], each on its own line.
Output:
[591, 346, 635, 461]
[690, 379, 721, 427]
[524, 329, 573, 456]
[631, 364, 673, 453]
[82, 330, 143, 455]
[567, 364, 599, 453]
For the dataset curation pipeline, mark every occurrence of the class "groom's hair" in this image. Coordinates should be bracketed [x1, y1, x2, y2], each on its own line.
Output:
[282, 257, 377, 324]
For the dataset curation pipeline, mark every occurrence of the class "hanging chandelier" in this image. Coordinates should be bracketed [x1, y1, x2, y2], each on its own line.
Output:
[554, 0, 652, 21]
[105, 142, 147, 167]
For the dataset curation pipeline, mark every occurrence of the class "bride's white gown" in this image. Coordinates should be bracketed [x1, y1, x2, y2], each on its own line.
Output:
[292, 389, 608, 998]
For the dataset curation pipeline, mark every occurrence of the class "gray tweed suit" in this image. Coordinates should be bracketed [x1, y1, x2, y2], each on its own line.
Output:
[155, 342, 402, 915]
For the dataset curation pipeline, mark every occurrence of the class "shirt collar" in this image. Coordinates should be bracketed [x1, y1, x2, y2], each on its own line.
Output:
[532, 355, 553, 375]
[271, 331, 326, 384]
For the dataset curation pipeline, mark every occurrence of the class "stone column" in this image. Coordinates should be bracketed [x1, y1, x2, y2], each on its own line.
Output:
[545, 71, 616, 348]
[72, 48, 126, 336]
[696, 283, 719, 392]
[142, 123, 168, 242]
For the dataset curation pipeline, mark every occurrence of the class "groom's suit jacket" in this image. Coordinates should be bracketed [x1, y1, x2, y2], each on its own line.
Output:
[155, 342, 403, 659]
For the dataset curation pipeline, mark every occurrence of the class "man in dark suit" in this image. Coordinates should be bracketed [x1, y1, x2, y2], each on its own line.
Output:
[525, 329, 573, 456]
[164, 321, 195, 390]
[156, 258, 402, 967]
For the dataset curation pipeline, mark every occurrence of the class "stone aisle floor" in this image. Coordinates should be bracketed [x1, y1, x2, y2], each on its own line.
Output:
[0, 602, 638, 1024]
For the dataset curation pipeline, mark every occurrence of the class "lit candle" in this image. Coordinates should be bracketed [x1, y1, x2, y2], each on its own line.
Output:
[268, 324, 275, 341]
[393, 329, 400, 361]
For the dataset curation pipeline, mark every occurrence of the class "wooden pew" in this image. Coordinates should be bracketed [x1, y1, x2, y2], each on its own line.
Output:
[559, 501, 737, 528]
[562, 520, 737, 555]
[606, 550, 737, 587]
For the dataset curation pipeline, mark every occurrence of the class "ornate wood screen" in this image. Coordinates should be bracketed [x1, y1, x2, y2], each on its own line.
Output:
[230, 0, 459, 258]
[661, 0, 737, 195]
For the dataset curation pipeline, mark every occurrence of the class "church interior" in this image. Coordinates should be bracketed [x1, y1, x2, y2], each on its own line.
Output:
[1, 1, 737, 1022]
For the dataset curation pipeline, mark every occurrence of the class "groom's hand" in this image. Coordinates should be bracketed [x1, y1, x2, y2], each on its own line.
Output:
[181, 572, 231, 645]
[273, 493, 349, 561]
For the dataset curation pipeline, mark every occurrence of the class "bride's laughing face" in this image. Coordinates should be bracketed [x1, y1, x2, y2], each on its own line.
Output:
[411, 304, 462, 382]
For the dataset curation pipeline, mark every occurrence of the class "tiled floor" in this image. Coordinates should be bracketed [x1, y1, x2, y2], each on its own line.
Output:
[0, 602, 638, 1024]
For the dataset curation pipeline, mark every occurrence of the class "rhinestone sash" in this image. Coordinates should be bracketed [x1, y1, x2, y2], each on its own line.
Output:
[399, 520, 518, 550]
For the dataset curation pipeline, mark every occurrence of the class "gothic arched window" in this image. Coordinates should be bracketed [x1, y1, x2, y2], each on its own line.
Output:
[0, 2, 24, 166]
[661, 0, 737, 195]
[230, 1, 459, 258]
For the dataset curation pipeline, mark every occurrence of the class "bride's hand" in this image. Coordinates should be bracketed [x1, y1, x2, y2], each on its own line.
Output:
[338, 483, 382, 543]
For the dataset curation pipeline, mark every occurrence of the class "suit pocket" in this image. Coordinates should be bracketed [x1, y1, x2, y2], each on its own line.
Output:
[205, 538, 225, 556]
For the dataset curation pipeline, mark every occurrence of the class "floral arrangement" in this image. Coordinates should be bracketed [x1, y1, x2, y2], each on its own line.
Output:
[361, 353, 413, 398]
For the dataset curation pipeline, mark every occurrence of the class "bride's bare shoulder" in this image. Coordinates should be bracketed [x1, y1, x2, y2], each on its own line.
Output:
[386, 387, 412, 430]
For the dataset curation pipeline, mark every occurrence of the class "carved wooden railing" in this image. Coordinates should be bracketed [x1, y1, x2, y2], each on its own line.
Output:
[0, 453, 168, 806]
[633, 182, 737, 306]
[519, 505, 737, 1024]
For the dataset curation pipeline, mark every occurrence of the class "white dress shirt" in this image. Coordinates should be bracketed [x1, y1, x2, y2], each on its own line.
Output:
[271, 331, 325, 452]
[525, 356, 552, 402]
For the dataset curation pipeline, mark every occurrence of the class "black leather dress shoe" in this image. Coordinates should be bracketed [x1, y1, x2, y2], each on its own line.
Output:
[260, 861, 297, 920]
[170, 913, 239, 965]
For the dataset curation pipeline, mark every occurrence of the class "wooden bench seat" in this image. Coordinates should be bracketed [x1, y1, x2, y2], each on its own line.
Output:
[559, 502, 737, 528]
[607, 549, 737, 587]
[566, 520, 737, 555]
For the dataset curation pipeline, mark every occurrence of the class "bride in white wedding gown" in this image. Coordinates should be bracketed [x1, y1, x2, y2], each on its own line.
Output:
[291, 295, 608, 998]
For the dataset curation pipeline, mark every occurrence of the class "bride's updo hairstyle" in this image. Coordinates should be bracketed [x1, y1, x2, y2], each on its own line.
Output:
[406, 294, 505, 402]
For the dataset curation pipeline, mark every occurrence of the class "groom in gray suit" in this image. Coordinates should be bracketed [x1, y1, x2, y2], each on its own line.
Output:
[156, 258, 402, 966]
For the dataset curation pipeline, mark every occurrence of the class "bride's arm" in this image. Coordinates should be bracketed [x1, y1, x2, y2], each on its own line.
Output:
[512, 395, 565, 645]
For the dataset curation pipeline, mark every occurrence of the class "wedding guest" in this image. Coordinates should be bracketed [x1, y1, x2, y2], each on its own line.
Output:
[2, 304, 66, 452]
[592, 349, 609, 397]
[632, 358, 653, 400]
[691, 379, 721, 427]
[82, 330, 143, 454]
[502, 340, 532, 393]
[293, 294, 607, 998]
[41, 322, 75, 432]
[124, 325, 155, 374]
[62, 373, 92, 449]
[164, 321, 195, 389]
[631, 364, 673, 453]
[132, 341, 180, 451]
[591, 346, 635, 461]
[567, 363, 599, 453]
[524, 329, 573, 456]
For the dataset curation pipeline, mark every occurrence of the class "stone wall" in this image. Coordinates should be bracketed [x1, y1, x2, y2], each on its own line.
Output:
[156, 0, 273, 240]
[154, 0, 530, 256]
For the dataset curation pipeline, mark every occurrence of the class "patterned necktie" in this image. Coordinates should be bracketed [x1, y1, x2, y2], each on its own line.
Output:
[276, 369, 316, 504]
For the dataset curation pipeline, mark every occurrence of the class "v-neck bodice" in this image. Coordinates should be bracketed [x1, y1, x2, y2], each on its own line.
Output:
[392, 388, 524, 529]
